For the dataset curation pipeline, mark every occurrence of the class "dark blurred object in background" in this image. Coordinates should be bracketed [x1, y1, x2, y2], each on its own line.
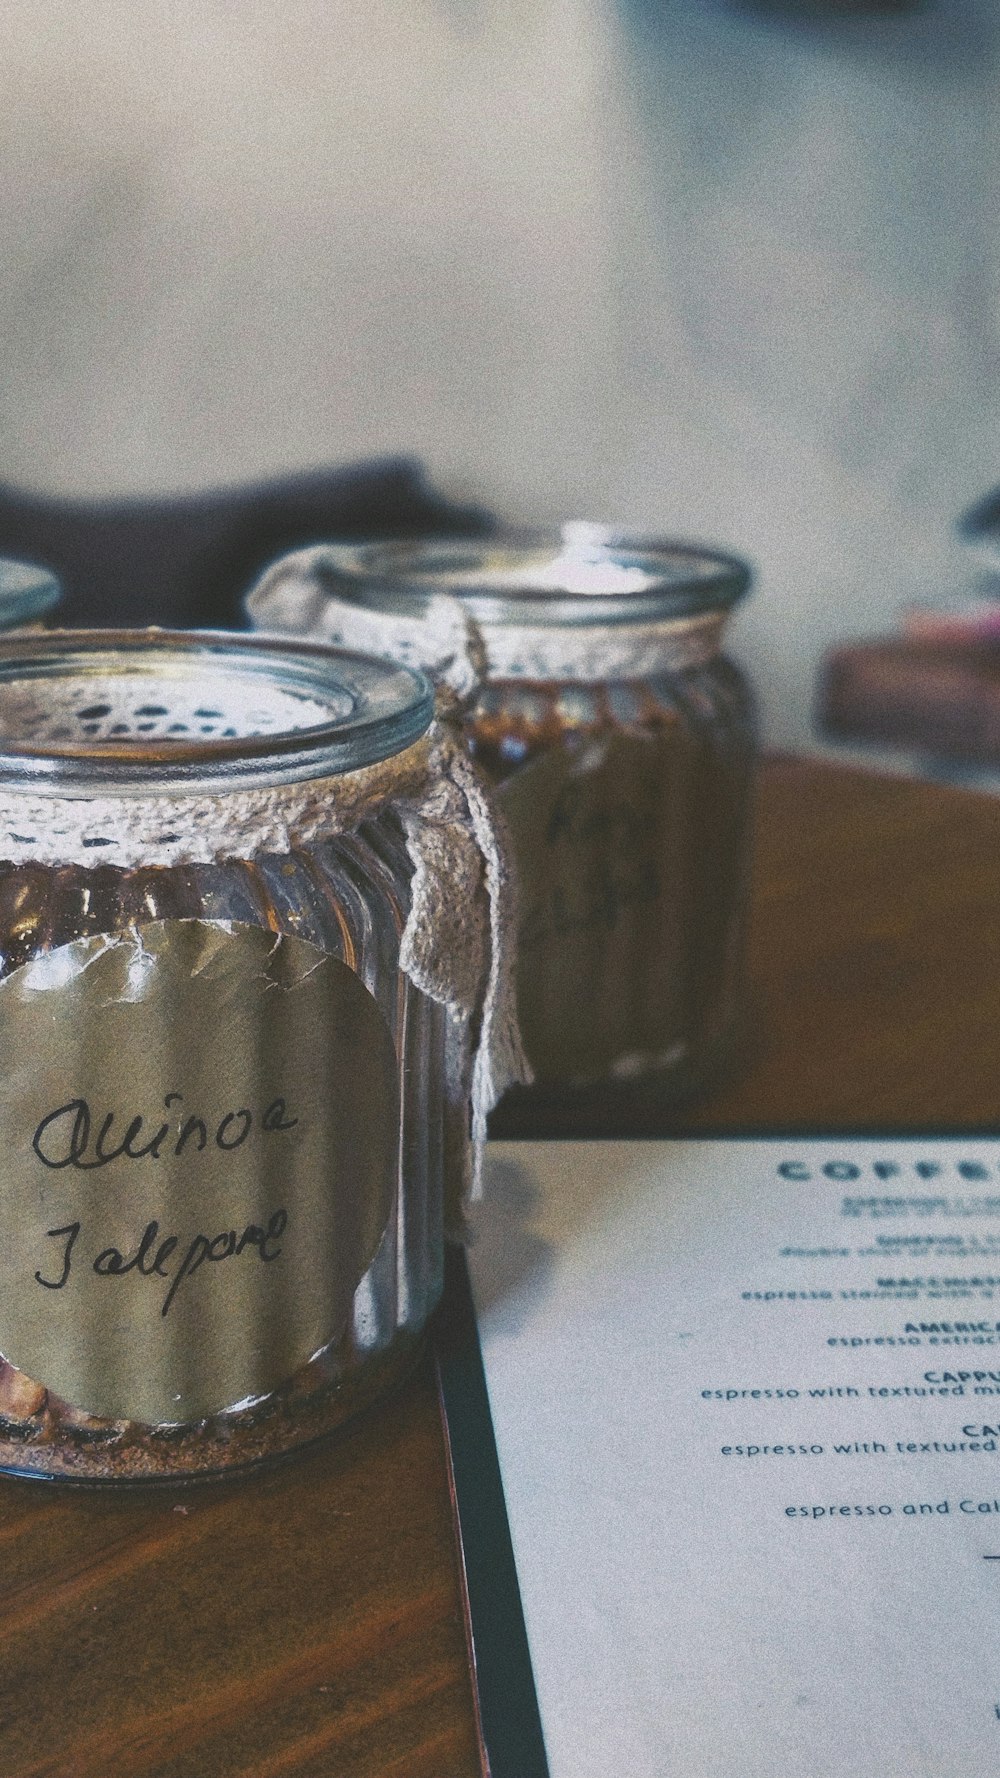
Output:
[732, 1, 926, 16]
[958, 484, 1000, 564]
[0, 459, 489, 629]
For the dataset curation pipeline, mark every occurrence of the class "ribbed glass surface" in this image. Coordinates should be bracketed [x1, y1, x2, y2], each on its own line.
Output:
[467, 654, 757, 1099]
[0, 812, 445, 1481]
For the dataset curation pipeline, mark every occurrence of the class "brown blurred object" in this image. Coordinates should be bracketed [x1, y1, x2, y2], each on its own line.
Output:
[902, 605, 1000, 645]
[818, 637, 1000, 766]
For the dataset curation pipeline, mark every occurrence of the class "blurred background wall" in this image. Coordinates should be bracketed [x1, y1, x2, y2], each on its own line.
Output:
[0, 0, 996, 747]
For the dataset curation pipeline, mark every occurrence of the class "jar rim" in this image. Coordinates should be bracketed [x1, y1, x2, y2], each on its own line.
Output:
[0, 557, 62, 628]
[291, 524, 752, 628]
[0, 629, 434, 792]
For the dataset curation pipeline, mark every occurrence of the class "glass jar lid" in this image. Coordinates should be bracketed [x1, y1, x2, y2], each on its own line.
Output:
[0, 558, 62, 628]
[300, 524, 752, 628]
[0, 629, 433, 792]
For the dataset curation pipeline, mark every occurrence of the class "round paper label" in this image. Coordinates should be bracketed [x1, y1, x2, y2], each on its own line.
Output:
[0, 920, 399, 1425]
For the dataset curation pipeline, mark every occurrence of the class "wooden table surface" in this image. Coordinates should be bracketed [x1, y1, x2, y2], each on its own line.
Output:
[683, 754, 1000, 1133]
[6, 754, 1000, 1778]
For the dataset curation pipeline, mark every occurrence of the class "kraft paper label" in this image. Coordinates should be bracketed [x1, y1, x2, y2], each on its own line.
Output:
[498, 733, 689, 1084]
[0, 920, 399, 1425]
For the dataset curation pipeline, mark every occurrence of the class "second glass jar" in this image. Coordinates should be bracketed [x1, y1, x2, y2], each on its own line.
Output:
[247, 528, 757, 1119]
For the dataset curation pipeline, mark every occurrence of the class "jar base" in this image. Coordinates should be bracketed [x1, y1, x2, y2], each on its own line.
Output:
[0, 1326, 430, 1487]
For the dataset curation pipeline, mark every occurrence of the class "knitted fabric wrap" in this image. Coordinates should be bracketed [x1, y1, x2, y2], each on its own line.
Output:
[246, 544, 726, 696]
[0, 721, 526, 1215]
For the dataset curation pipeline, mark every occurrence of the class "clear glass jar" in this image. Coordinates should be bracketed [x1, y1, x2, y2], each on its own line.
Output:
[248, 527, 756, 1121]
[0, 630, 446, 1481]
[0, 557, 61, 627]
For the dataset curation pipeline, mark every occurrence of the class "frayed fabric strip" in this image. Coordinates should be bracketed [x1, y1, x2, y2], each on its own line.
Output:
[397, 731, 528, 1215]
[247, 544, 726, 694]
[0, 737, 436, 868]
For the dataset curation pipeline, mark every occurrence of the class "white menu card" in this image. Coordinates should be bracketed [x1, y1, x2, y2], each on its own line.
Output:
[470, 1140, 1000, 1777]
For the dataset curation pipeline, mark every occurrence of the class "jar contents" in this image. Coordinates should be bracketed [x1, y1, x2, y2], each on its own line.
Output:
[470, 666, 754, 1089]
[247, 529, 757, 1110]
[0, 630, 519, 1480]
